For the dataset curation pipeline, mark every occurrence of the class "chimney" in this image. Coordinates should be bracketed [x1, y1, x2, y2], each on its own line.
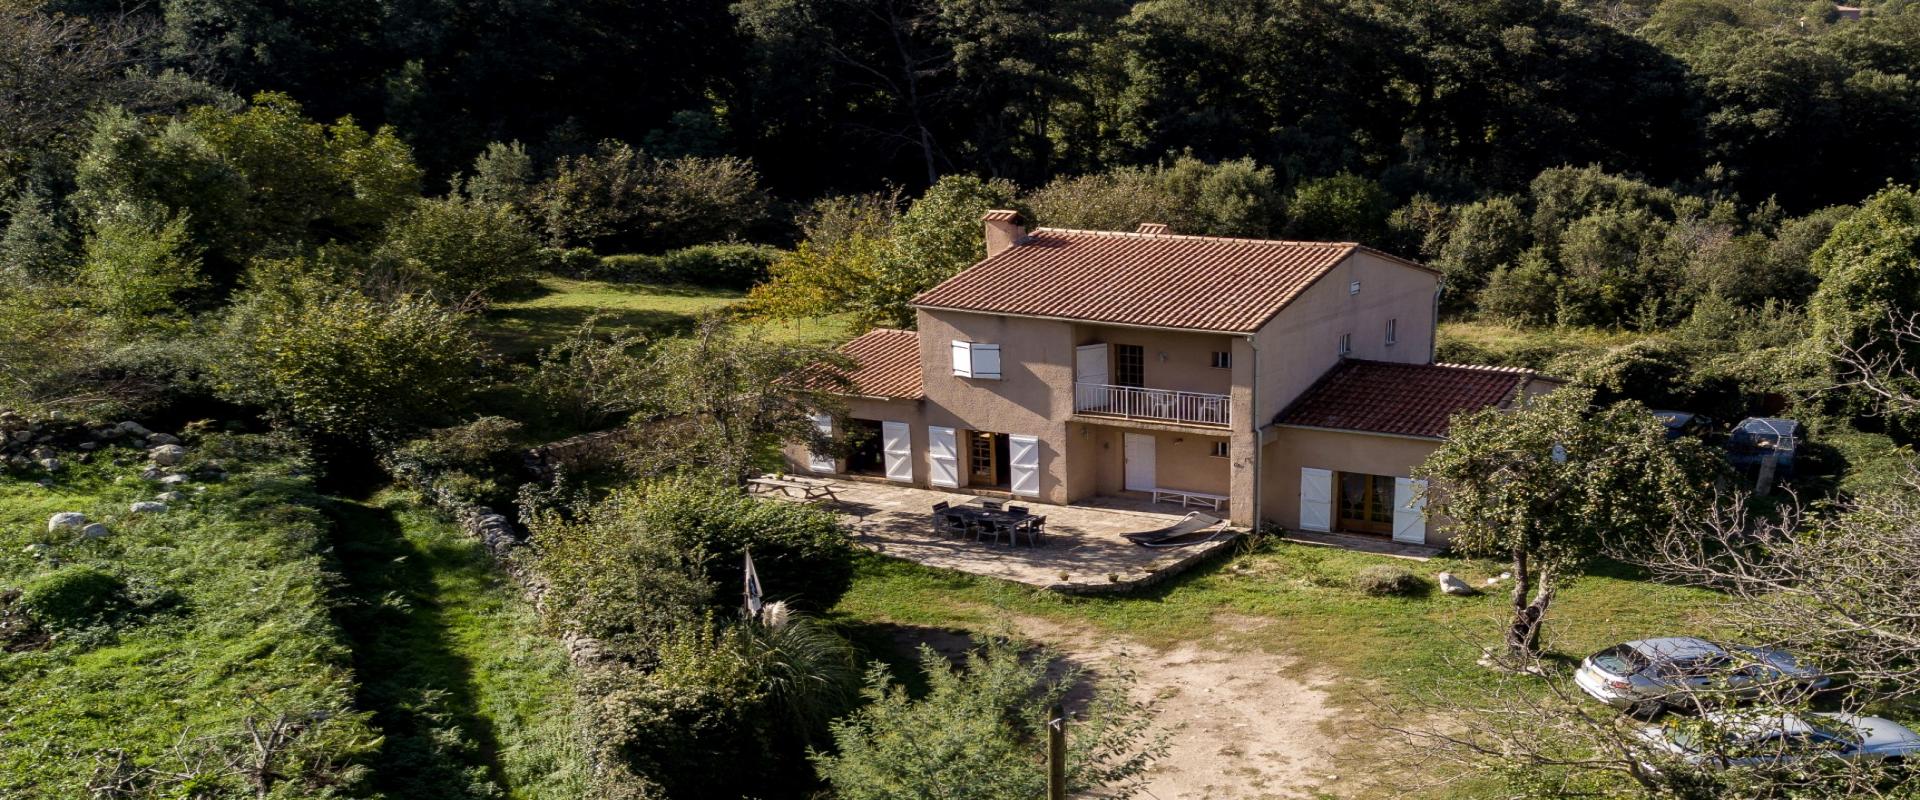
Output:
[982, 209, 1026, 258]
[1136, 222, 1170, 235]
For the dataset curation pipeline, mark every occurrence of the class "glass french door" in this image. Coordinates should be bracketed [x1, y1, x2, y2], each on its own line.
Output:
[1336, 472, 1395, 534]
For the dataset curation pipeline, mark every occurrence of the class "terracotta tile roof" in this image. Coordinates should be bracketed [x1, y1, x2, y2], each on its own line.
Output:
[912, 227, 1434, 333]
[1275, 360, 1537, 439]
[831, 328, 924, 399]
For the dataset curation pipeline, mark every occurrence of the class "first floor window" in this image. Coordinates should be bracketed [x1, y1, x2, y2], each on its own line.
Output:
[1338, 333, 1352, 356]
[1210, 350, 1231, 369]
[1385, 318, 1398, 346]
[1210, 441, 1229, 458]
[951, 340, 1002, 379]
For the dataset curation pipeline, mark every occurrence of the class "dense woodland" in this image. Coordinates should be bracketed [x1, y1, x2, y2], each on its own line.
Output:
[6, 0, 1920, 798]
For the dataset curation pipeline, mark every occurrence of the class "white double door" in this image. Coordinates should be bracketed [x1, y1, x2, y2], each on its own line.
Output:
[926, 425, 1040, 498]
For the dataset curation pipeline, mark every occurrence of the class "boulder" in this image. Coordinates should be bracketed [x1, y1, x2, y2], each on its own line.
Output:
[1437, 572, 1478, 596]
[146, 433, 181, 446]
[130, 501, 168, 513]
[117, 421, 152, 437]
[47, 512, 87, 532]
[80, 522, 111, 539]
[11, 430, 32, 444]
[156, 491, 184, 502]
[149, 444, 187, 466]
[37, 458, 60, 472]
[159, 474, 190, 486]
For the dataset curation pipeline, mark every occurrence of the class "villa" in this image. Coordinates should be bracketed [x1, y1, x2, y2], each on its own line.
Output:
[785, 211, 1557, 546]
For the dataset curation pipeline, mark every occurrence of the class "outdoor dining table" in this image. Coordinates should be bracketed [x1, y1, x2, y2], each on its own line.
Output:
[943, 498, 1037, 545]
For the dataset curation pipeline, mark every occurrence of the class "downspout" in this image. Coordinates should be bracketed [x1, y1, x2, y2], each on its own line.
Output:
[1246, 333, 1262, 531]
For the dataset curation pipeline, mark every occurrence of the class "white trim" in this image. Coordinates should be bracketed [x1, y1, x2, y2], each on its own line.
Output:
[950, 340, 973, 378]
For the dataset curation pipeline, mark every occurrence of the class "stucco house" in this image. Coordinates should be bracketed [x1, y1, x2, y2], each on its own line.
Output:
[785, 211, 1557, 546]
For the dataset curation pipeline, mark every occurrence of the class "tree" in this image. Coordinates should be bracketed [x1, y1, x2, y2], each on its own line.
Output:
[1416, 387, 1714, 658]
[1809, 186, 1920, 368]
[870, 174, 1021, 327]
[459, 140, 535, 207]
[210, 267, 485, 444]
[1283, 173, 1393, 243]
[1433, 196, 1529, 309]
[373, 197, 543, 302]
[78, 201, 205, 324]
[814, 635, 1165, 800]
[532, 141, 769, 252]
[630, 318, 852, 481]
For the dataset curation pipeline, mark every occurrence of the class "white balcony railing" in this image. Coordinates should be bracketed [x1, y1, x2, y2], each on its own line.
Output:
[1073, 382, 1231, 427]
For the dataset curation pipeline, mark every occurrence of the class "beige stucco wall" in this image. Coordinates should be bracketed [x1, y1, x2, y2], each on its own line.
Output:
[1078, 424, 1231, 497]
[1070, 324, 1234, 396]
[781, 396, 928, 481]
[1252, 252, 1441, 422]
[1260, 426, 1450, 545]
[916, 309, 1078, 502]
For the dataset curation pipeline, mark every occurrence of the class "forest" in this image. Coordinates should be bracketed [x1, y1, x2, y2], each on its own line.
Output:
[6, 0, 1920, 798]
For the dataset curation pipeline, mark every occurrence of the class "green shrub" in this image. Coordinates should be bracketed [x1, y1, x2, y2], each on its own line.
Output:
[597, 243, 781, 289]
[543, 246, 602, 278]
[1350, 564, 1425, 597]
[18, 565, 131, 631]
[628, 475, 856, 612]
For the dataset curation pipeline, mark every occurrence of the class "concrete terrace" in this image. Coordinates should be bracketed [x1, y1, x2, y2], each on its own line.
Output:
[760, 478, 1240, 594]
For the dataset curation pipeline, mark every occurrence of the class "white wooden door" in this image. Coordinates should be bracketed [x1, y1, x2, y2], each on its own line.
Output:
[807, 413, 835, 473]
[1299, 467, 1332, 532]
[1008, 434, 1040, 497]
[881, 421, 913, 483]
[927, 426, 959, 488]
[1123, 433, 1155, 492]
[1392, 477, 1428, 544]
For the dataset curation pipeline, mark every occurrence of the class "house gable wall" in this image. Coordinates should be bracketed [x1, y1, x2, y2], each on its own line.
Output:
[1252, 251, 1440, 423]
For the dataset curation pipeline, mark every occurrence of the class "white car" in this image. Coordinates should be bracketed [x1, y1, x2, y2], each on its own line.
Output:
[1636, 711, 1920, 769]
[1573, 637, 1829, 714]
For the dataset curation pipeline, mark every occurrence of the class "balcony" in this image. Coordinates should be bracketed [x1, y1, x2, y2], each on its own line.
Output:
[1073, 382, 1231, 427]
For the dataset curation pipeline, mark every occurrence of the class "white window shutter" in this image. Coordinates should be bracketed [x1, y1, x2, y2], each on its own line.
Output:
[807, 413, 835, 473]
[951, 340, 973, 378]
[1008, 434, 1040, 497]
[972, 344, 1001, 379]
[927, 426, 959, 488]
[881, 421, 913, 483]
[1299, 467, 1332, 532]
[1392, 478, 1427, 544]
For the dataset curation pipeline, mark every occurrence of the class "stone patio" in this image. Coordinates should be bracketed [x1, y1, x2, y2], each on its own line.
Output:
[762, 478, 1240, 594]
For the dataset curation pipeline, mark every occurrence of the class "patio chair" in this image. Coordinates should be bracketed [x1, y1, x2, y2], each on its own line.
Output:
[980, 499, 1005, 511]
[1019, 515, 1047, 546]
[932, 501, 950, 512]
[1007, 505, 1029, 515]
[977, 518, 1015, 546]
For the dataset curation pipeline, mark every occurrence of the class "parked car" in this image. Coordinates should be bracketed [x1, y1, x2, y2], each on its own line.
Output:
[1650, 410, 1713, 440]
[1573, 637, 1830, 714]
[1636, 711, 1920, 770]
[1727, 417, 1802, 477]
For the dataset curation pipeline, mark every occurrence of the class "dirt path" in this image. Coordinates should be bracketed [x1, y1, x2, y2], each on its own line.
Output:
[892, 615, 1345, 799]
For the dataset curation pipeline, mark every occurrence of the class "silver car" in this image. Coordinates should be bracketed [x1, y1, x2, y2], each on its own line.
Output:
[1636, 711, 1920, 769]
[1573, 637, 1829, 714]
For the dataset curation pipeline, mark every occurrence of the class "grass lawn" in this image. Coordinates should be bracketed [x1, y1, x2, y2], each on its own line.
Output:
[830, 540, 1723, 797]
[486, 276, 849, 358]
[0, 435, 377, 797]
[325, 490, 587, 800]
[1438, 320, 1649, 369]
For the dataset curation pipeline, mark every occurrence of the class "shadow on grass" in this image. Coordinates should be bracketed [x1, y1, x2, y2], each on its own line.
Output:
[323, 499, 507, 799]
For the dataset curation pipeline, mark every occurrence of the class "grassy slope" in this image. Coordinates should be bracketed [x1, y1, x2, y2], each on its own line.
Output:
[326, 490, 587, 800]
[486, 276, 847, 358]
[0, 436, 377, 797]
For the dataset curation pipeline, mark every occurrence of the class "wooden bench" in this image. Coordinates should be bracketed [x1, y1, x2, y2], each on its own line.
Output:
[1152, 487, 1228, 511]
[748, 476, 840, 502]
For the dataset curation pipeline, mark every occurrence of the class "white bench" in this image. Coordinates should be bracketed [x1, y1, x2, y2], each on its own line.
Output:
[1152, 487, 1228, 511]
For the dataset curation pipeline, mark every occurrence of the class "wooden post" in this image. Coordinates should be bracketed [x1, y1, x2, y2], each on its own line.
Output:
[1754, 447, 1777, 498]
[1047, 704, 1066, 800]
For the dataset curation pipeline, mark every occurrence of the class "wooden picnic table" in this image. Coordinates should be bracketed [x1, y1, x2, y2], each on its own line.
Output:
[748, 475, 839, 502]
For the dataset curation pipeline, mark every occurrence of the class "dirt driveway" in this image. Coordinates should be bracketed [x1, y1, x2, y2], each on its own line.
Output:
[893, 614, 1346, 799]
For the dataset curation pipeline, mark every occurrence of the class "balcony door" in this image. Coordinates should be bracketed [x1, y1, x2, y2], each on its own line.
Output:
[1114, 344, 1145, 387]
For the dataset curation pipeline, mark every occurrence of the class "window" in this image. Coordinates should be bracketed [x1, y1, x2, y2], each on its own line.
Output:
[1210, 441, 1229, 458]
[1385, 318, 1398, 346]
[1114, 344, 1145, 387]
[951, 340, 1001, 379]
[1210, 350, 1231, 369]
[1349, 280, 1361, 295]
[1338, 333, 1351, 356]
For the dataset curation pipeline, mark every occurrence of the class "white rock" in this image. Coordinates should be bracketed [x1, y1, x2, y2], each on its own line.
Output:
[78, 441, 98, 450]
[47, 512, 87, 532]
[117, 421, 152, 436]
[80, 522, 111, 539]
[38, 458, 61, 472]
[1437, 572, 1477, 596]
[159, 474, 190, 486]
[130, 501, 168, 513]
[156, 491, 184, 502]
[23, 543, 51, 557]
[149, 444, 187, 466]
[147, 433, 180, 446]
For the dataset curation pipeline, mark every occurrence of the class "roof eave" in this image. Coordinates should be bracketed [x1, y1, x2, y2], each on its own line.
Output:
[909, 303, 1257, 337]
[1273, 422, 1446, 442]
